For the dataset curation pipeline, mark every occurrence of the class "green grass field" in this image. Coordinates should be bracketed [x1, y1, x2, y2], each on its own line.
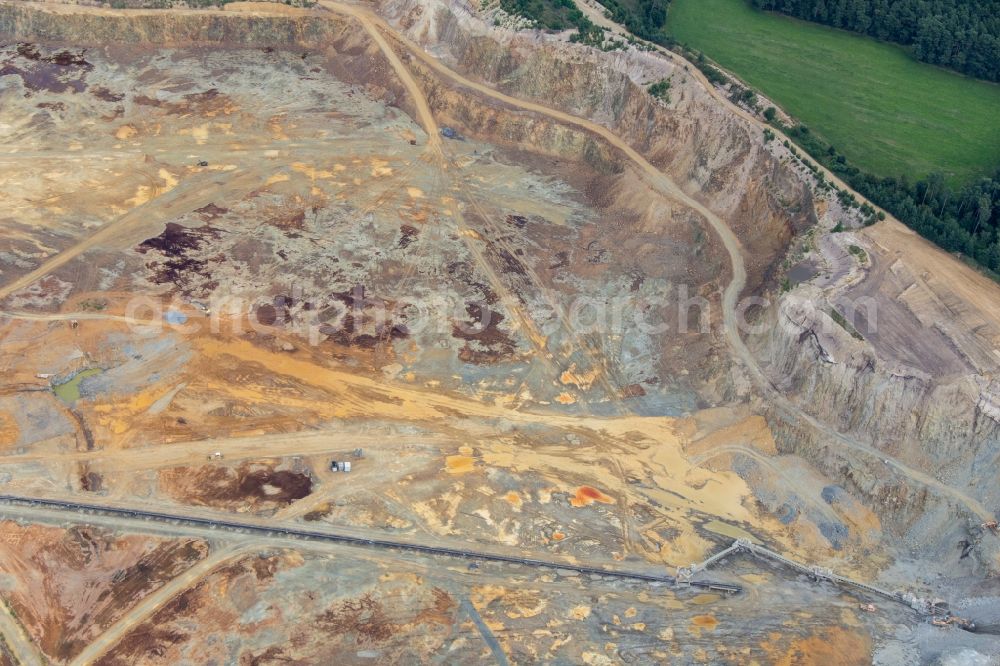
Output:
[666, 0, 1000, 185]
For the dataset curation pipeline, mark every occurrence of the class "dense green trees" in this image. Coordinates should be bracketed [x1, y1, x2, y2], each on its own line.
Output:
[751, 0, 1000, 81]
[648, 78, 672, 101]
[779, 123, 1000, 274]
[502, 0, 1000, 276]
[598, 0, 673, 42]
[500, 0, 605, 43]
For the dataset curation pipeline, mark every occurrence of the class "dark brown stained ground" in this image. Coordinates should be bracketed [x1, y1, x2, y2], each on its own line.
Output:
[0, 522, 208, 663]
[158, 462, 313, 512]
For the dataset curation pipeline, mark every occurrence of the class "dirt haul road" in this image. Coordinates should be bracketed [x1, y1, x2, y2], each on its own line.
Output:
[0, 1, 989, 522]
[0, 597, 44, 666]
[316, 0, 995, 523]
[67, 544, 257, 666]
[0, 430, 446, 472]
[0, 167, 272, 303]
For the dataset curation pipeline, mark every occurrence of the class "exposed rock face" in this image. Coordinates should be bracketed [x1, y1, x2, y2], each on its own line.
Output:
[3, 0, 990, 519]
[0, 0, 813, 297]
[0, 0, 816, 399]
[379, 0, 815, 292]
[751, 288, 1000, 569]
[0, 3, 340, 46]
[365, 0, 1000, 560]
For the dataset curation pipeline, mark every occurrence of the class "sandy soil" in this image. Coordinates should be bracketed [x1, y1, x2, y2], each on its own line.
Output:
[0, 1, 996, 663]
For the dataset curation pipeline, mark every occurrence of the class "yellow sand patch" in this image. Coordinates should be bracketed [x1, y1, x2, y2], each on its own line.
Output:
[760, 627, 872, 666]
[445, 455, 474, 474]
[180, 122, 233, 145]
[690, 593, 719, 605]
[471, 584, 505, 609]
[292, 163, 337, 180]
[90, 383, 183, 439]
[406, 187, 424, 198]
[840, 607, 861, 627]
[268, 116, 288, 141]
[124, 184, 156, 209]
[690, 614, 718, 632]
[555, 392, 576, 405]
[115, 124, 137, 140]
[123, 168, 177, 209]
[686, 414, 777, 457]
[702, 519, 759, 543]
[560, 364, 599, 391]
[501, 589, 546, 619]
[0, 412, 19, 449]
[371, 162, 393, 177]
[503, 491, 522, 510]
[158, 168, 178, 191]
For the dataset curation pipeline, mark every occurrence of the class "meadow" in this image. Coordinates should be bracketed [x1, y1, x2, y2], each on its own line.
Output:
[666, 0, 1000, 185]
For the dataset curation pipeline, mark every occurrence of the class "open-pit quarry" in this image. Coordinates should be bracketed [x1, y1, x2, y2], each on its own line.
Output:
[0, 0, 998, 663]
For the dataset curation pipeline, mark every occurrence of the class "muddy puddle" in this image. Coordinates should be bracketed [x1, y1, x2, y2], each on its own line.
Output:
[53, 368, 103, 403]
[702, 519, 760, 543]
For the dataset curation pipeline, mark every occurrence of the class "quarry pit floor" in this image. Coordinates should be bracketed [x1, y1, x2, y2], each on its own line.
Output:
[0, 1, 998, 663]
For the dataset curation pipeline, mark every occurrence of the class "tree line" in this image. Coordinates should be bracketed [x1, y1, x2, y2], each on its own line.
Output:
[598, 0, 672, 42]
[500, 0, 606, 43]
[751, 0, 1000, 82]
[778, 123, 1000, 274]
[498, 0, 1000, 278]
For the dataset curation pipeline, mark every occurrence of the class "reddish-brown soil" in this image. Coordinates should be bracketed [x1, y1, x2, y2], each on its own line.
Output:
[99, 553, 461, 665]
[158, 462, 313, 512]
[0, 521, 208, 663]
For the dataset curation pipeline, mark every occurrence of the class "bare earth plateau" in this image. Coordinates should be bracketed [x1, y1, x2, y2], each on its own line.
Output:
[0, 0, 999, 663]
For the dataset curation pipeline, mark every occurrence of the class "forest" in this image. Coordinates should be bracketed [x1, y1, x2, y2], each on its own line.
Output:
[499, 0, 593, 30]
[502, 0, 1000, 277]
[751, 0, 1000, 81]
[779, 123, 1000, 274]
[595, 0, 672, 42]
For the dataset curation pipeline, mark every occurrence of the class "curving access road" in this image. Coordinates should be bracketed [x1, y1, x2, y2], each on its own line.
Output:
[315, 0, 994, 523]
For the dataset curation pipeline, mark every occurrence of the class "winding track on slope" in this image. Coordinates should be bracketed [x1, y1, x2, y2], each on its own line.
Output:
[1, 4, 987, 661]
[0, 0, 987, 523]
[316, 0, 993, 522]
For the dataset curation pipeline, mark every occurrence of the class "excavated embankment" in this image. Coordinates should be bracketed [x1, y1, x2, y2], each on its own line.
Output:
[0, 0, 814, 295]
[752, 291, 1000, 568]
[379, 0, 815, 294]
[0, 3, 340, 46]
[6, 0, 988, 568]
[0, 0, 815, 390]
[364, 0, 1000, 572]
